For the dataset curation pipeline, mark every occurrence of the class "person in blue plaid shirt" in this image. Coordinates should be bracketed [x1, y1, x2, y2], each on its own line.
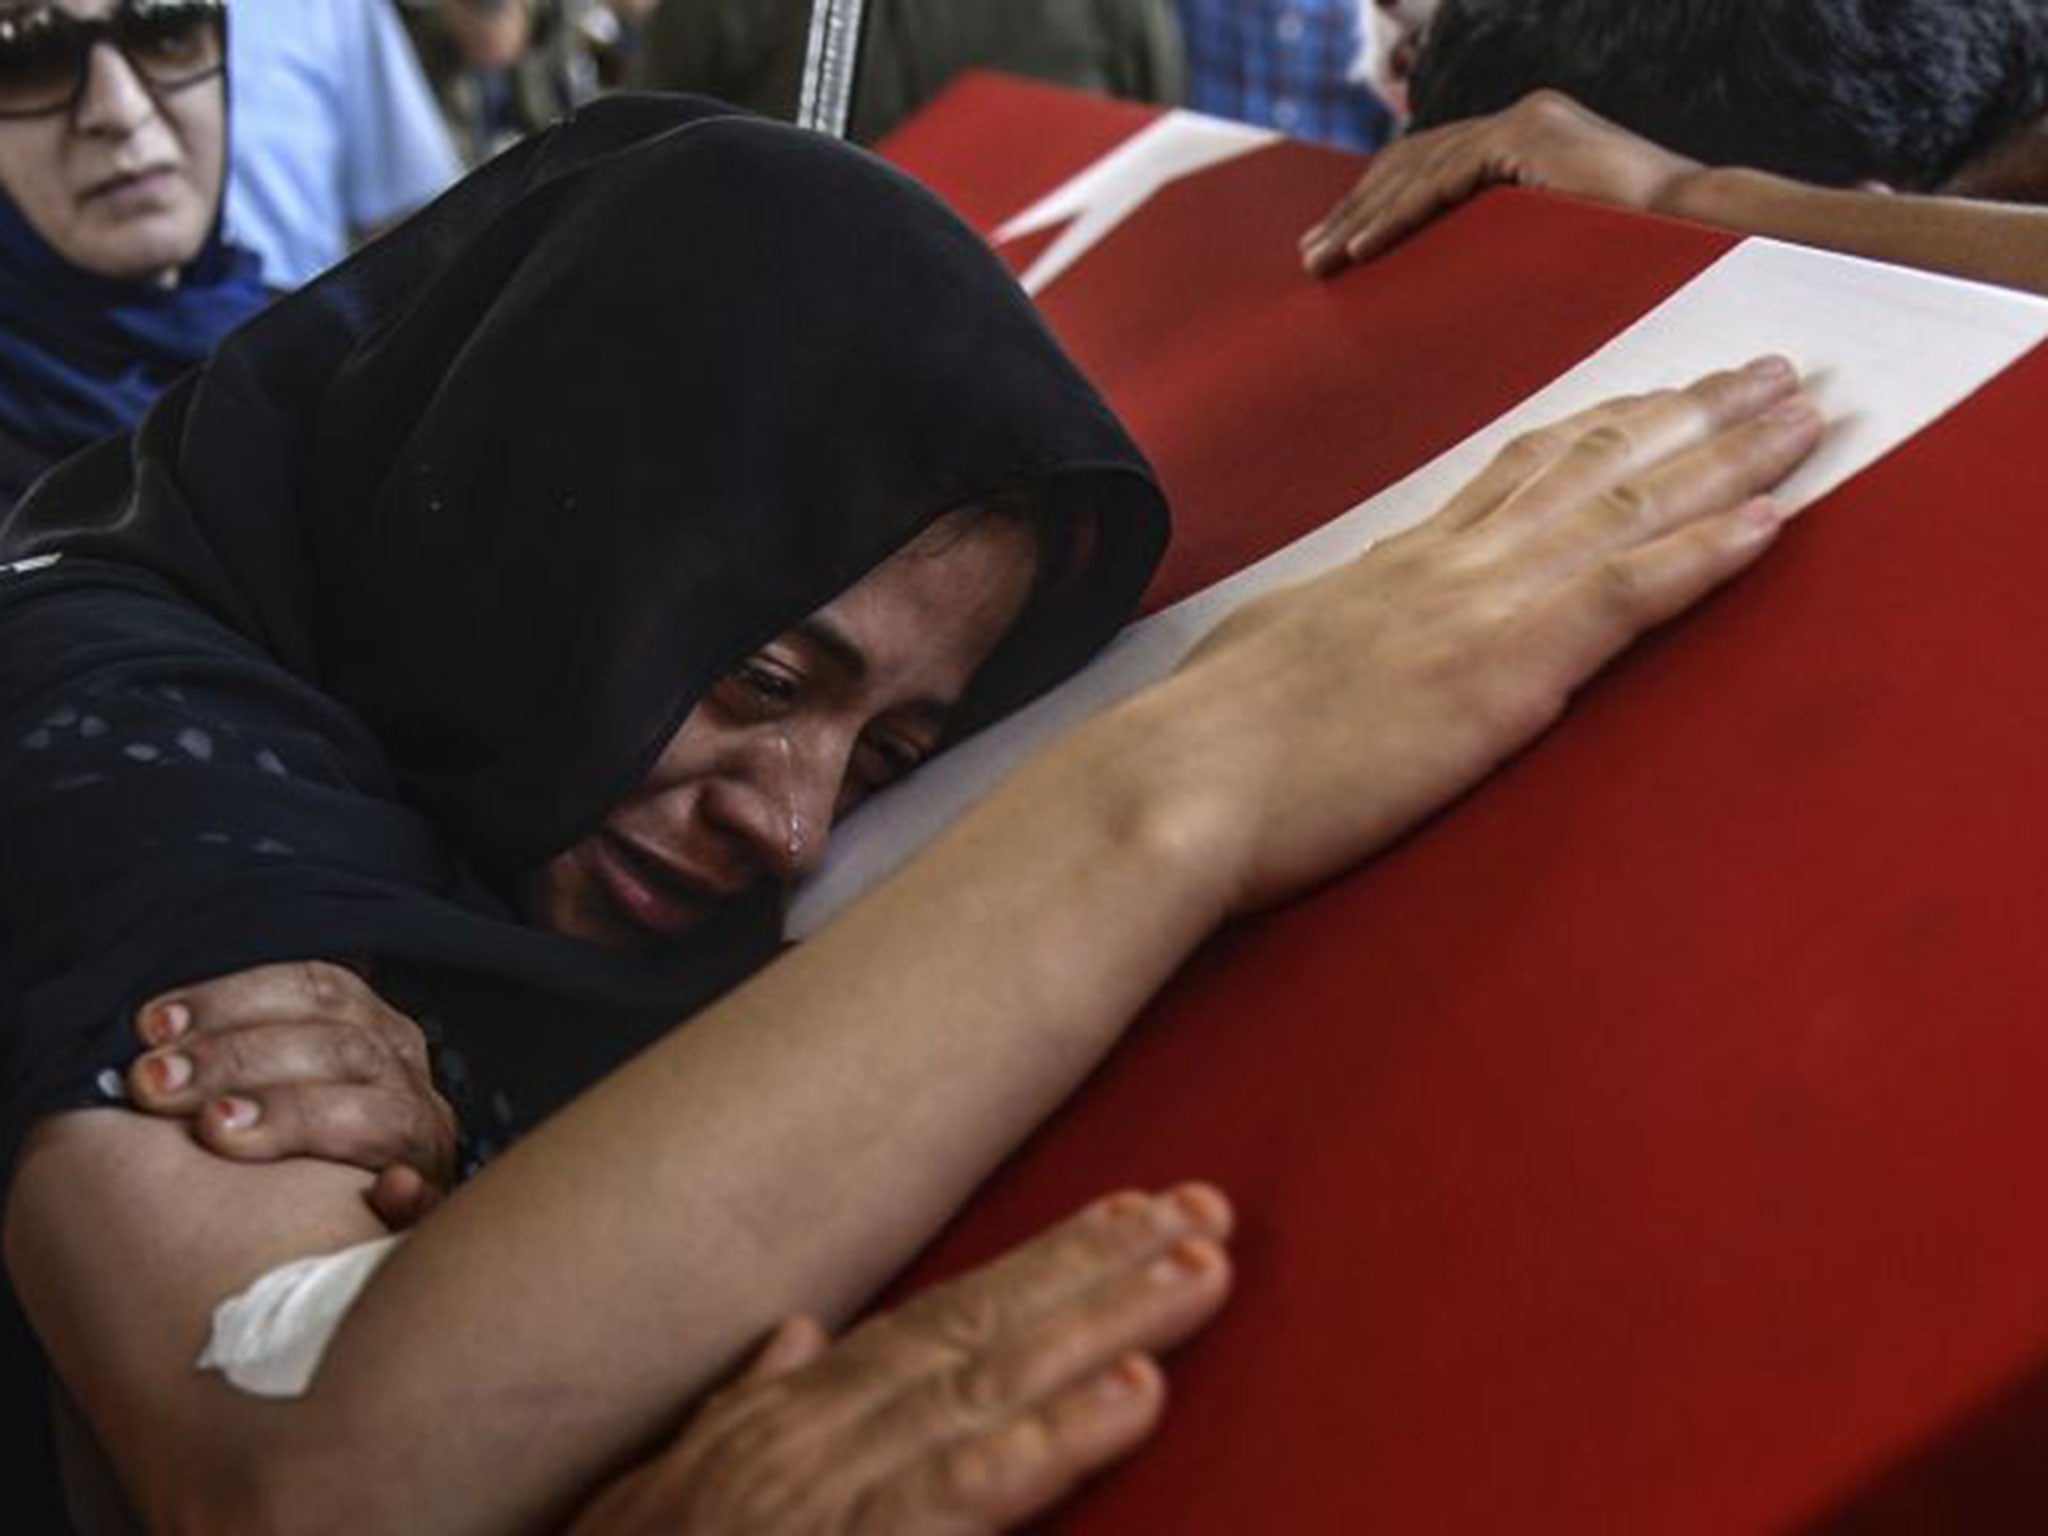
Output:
[1176, 0, 1393, 150]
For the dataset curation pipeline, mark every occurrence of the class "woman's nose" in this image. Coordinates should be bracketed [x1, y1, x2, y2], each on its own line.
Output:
[769, 732, 849, 881]
[74, 43, 158, 136]
[709, 733, 846, 884]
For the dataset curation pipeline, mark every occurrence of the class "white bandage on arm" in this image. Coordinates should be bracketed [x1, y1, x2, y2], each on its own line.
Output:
[196, 1234, 402, 1397]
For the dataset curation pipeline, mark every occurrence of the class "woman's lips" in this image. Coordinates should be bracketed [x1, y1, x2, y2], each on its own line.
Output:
[82, 165, 177, 211]
[588, 829, 720, 939]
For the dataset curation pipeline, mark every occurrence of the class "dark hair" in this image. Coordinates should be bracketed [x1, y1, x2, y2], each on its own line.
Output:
[1410, 0, 2048, 190]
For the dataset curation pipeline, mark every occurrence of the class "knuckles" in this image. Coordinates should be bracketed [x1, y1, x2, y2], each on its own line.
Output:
[1570, 423, 1640, 468]
[1514, 88, 1581, 131]
[296, 959, 366, 1018]
[330, 1025, 389, 1083]
[938, 1418, 1048, 1508]
[904, 1286, 1007, 1354]
[1591, 478, 1655, 533]
[1495, 425, 1568, 476]
[943, 1354, 1016, 1418]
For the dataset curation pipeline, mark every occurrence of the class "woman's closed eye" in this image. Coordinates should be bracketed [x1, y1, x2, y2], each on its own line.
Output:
[711, 650, 937, 807]
[846, 731, 928, 806]
[715, 656, 804, 721]
[851, 733, 925, 794]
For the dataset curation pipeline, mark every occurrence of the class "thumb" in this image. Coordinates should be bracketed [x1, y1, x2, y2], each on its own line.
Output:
[365, 1163, 446, 1231]
[738, 1314, 829, 1385]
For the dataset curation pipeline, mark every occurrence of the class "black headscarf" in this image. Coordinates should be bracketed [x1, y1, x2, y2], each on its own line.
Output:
[0, 95, 1165, 1518]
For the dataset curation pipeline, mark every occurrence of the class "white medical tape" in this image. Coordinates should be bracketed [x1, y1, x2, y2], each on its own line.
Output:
[196, 1234, 402, 1397]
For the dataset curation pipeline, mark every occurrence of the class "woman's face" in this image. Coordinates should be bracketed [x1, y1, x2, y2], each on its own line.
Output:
[0, 0, 224, 283]
[523, 510, 1042, 950]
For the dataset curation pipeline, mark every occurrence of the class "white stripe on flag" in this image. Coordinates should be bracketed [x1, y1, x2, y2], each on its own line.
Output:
[788, 238, 2048, 938]
[994, 111, 1279, 295]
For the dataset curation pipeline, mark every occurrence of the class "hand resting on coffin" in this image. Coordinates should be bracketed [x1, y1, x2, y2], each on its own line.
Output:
[1301, 88, 2048, 298]
[570, 1186, 1234, 1536]
[1301, 90, 1702, 276]
[1141, 354, 1820, 915]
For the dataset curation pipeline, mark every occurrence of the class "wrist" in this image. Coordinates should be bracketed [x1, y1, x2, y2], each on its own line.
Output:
[1061, 677, 1260, 929]
[1653, 163, 1719, 220]
[1657, 164, 1780, 226]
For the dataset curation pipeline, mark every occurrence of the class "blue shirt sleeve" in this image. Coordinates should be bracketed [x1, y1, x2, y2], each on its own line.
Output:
[227, 0, 460, 289]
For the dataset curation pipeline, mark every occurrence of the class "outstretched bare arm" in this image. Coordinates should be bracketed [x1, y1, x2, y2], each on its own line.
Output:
[6, 362, 1822, 1535]
[1303, 90, 2048, 298]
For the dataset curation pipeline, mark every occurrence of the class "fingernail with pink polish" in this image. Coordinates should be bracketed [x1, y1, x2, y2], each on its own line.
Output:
[214, 1096, 259, 1132]
[144, 1000, 191, 1045]
[151, 1052, 192, 1094]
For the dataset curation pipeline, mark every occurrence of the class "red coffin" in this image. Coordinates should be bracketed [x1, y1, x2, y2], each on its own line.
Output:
[879, 75, 2048, 1533]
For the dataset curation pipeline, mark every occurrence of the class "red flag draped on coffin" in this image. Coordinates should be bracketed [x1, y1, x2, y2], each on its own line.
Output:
[876, 75, 2048, 1534]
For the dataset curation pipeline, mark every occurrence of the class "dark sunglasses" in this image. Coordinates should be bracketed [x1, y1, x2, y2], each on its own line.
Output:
[0, 0, 224, 120]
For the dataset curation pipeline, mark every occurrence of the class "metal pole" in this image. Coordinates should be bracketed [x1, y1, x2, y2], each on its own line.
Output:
[797, 0, 869, 138]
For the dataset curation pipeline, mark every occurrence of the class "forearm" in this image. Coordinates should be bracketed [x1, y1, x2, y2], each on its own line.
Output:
[9, 696, 1231, 1535]
[307, 699, 1226, 1527]
[1306, 89, 2048, 295]
[1664, 166, 2048, 297]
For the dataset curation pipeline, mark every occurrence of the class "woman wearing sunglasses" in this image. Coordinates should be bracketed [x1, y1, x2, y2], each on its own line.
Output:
[0, 0, 265, 513]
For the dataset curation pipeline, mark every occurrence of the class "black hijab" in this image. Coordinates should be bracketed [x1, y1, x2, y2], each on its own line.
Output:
[0, 95, 1165, 1518]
